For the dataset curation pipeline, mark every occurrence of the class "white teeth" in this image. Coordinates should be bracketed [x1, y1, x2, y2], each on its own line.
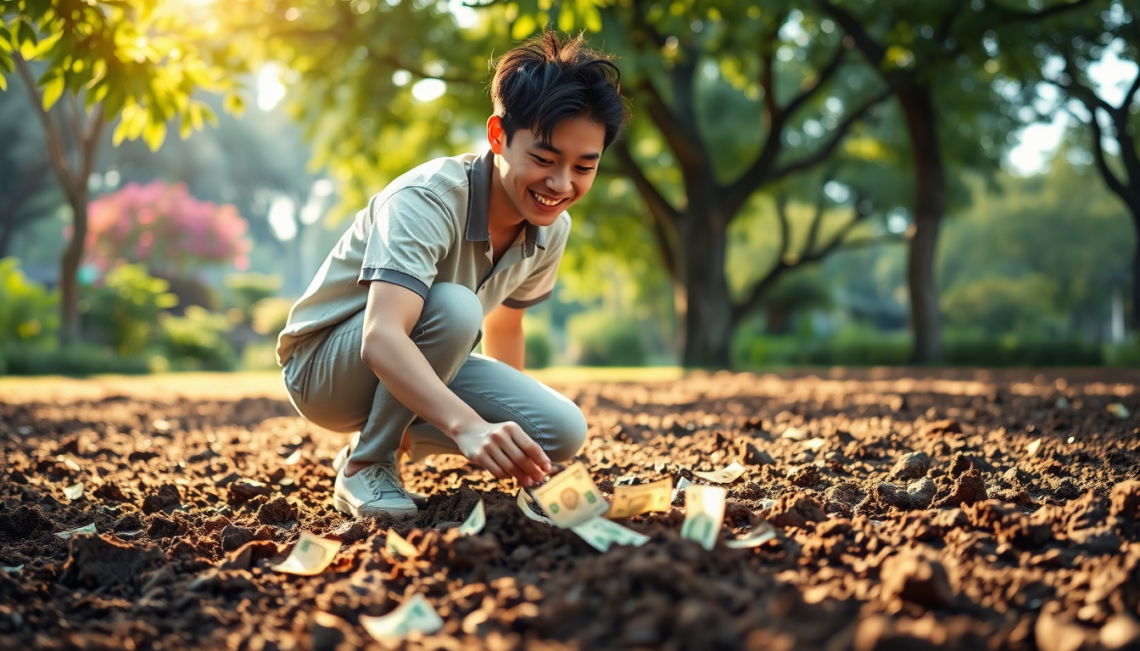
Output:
[531, 190, 562, 207]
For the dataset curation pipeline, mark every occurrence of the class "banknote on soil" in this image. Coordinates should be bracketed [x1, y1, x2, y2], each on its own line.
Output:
[458, 499, 485, 535]
[671, 476, 691, 503]
[63, 483, 84, 500]
[517, 488, 553, 524]
[681, 485, 726, 551]
[692, 461, 746, 484]
[570, 516, 650, 552]
[360, 593, 443, 642]
[725, 522, 778, 549]
[271, 532, 340, 575]
[607, 477, 672, 519]
[532, 462, 609, 528]
[55, 523, 97, 539]
[386, 530, 419, 558]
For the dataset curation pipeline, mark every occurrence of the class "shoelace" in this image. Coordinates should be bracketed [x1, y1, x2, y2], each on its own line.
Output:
[360, 464, 407, 498]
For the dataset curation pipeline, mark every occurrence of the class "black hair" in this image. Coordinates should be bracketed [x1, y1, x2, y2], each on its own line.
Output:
[490, 31, 630, 150]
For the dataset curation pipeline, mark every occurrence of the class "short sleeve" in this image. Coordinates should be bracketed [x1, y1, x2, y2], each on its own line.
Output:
[502, 232, 566, 309]
[359, 188, 455, 299]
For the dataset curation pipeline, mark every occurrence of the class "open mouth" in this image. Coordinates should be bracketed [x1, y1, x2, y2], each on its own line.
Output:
[530, 189, 567, 208]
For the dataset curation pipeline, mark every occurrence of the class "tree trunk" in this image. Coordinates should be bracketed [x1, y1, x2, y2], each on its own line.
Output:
[60, 192, 89, 347]
[1131, 209, 1140, 333]
[0, 224, 13, 259]
[679, 212, 733, 367]
[896, 85, 945, 363]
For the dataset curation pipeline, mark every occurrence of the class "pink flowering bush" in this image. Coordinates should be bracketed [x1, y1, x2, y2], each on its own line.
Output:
[86, 180, 251, 276]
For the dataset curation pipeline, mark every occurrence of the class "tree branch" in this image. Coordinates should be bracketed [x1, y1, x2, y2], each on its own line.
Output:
[14, 55, 78, 200]
[803, 174, 832, 255]
[818, 0, 887, 67]
[610, 139, 682, 284]
[637, 77, 706, 175]
[993, 0, 1095, 23]
[769, 88, 890, 184]
[782, 43, 848, 120]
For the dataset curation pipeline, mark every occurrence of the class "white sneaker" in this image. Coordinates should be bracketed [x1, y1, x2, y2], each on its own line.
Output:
[334, 463, 418, 518]
[332, 433, 427, 505]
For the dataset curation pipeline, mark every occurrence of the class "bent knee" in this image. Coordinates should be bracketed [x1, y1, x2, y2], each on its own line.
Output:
[421, 282, 483, 346]
[543, 407, 588, 462]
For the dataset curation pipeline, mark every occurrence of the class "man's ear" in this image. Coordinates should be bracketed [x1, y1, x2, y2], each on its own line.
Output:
[486, 115, 505, 154]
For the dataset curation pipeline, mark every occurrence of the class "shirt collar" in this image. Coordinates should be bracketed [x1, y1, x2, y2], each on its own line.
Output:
[465, 149, 548, 258]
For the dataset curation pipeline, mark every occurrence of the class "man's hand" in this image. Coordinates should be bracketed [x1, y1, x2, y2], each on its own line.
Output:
[454, 420, 551, 486]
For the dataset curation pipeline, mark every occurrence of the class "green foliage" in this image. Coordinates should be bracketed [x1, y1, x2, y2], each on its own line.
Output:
[0, 0, 239, 150]
[523, 316, 554, 369]
[225, 272, 284, 318]
[1, 344, 150, 376]
[250, 297, 293, 337]
[941, 274, 1060, 333]
[81, 263, 178, 357]
[0, 257, 58, 348]
[938, 158, 1133, 333]
[157, 305, 236, 371]
[1104, 339, 1140, 368]
[736, 325, 1104, 368]
[942, 332, 1102, 367]
[566, 310, 646, 367]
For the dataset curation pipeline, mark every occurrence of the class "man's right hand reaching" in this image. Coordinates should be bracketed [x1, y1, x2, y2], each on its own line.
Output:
[453, 420, 551, 487]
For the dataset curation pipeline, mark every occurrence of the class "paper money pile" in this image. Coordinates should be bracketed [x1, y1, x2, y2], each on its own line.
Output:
[532, 462, 609, 527]
[521, 462, 649, 552]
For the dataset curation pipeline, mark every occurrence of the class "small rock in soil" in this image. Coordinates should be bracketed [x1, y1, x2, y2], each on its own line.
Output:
[890, 451, 930, 480]
[141, 483, 182, 514]
[256, 496, 296, 525]
[229, 479, 273, 502]
[934, 468, 988, 508]
[880, 552, 955, 608]
[220, 524, 255, 551]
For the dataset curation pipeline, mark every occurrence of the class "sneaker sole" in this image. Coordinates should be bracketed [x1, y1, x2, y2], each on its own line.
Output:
[333, 495, 418, 518]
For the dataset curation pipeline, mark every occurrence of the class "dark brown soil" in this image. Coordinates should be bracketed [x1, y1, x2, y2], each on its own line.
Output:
[1, 368, 1138, 650]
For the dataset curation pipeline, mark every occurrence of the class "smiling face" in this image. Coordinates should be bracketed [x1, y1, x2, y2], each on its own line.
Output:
[487, 114, 606, 230]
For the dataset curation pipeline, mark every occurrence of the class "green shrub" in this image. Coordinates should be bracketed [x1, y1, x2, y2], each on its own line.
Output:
[157, 305, 236, 370]
[1105, 339, 1140, 367]
[941, 274, 1061, 333]
[81, 263, 178, 357]
[2, 344, 150, 376]
[250, 297, 294, 337]
[566, 311, 646, 367]
[523, 316, 554, 369]
[0, 257, 59, 349]
[225, 273, 283, 319]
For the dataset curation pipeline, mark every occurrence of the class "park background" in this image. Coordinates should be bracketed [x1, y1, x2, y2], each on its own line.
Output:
[0, 0, 1138, 376]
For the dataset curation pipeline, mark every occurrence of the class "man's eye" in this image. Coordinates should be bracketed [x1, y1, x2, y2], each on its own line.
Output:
[531, 155, 552, 164]
[576, 166, 595, 172]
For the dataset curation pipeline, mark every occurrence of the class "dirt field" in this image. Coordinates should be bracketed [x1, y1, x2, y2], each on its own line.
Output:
[1, 368, 1138, 650]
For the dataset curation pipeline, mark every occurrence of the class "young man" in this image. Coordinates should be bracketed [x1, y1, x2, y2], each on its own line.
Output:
[276, 32, 630, 518]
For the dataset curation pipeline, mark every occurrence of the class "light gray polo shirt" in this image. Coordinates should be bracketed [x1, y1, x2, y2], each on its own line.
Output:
[276, 149, 570, 365]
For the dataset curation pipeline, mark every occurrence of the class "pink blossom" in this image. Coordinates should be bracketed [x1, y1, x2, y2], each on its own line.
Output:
[85, 180, 252, 277]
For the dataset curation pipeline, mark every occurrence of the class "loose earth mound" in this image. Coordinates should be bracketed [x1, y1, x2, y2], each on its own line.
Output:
[1, 368, 1137, 650]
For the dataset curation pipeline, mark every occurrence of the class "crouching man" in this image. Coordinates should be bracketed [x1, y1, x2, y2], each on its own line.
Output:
[275, 32, 630, 518]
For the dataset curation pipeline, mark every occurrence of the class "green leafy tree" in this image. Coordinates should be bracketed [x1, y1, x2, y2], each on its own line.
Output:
[818, 0, 1094, 362]
[1, 0, 241, 345]
[501, 2, 894, 366]
[1015, 3, 1138, 329]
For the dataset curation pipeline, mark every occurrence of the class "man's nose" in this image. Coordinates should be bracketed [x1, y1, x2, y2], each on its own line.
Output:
[546, 169, 571, 194]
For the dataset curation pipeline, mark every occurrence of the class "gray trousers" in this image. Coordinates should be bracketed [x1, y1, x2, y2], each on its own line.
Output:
[282, 282, 587, 466]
